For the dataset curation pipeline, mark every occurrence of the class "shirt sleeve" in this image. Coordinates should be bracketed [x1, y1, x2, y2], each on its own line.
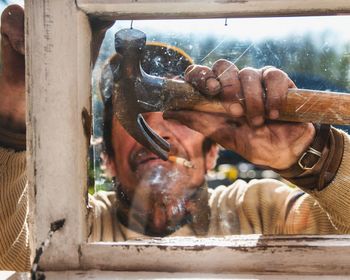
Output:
[210, 177, 343, 235]
[300, 131, 350, 233]
[210, 131, 350, 235]
[0, 146, 30, 271]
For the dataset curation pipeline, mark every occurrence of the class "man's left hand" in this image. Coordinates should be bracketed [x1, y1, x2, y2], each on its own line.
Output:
[163, 60, 315, 170]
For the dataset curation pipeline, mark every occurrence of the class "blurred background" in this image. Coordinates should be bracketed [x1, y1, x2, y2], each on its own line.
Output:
[0, 0, 20, 10]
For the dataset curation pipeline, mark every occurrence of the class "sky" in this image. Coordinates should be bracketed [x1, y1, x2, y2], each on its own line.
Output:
[1, 1, 349, 43]
[112, 16, 350, 43]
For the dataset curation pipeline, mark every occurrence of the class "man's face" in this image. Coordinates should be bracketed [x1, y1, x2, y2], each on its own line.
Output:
[108, 112, 217, 236]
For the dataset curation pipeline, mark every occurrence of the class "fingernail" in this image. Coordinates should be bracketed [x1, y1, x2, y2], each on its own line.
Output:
[269, 109, 279, 119]
[252, 116, 264, 126]
[228, 103, 244, 117]
[206, 78, 221, 95]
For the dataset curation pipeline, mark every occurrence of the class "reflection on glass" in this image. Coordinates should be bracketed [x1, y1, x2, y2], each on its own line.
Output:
[88, 16, 350, 241]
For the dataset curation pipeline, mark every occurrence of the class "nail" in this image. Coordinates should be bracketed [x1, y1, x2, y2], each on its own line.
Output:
[228, 103, 244, 117]
[252, 116, 264, 126]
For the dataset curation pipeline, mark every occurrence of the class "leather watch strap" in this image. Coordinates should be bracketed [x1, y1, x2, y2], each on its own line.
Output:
[278, 125, 344, 191]
[278, 124, 331, 178]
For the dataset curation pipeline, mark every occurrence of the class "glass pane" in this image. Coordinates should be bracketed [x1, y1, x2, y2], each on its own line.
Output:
[89, 16, 350, 241]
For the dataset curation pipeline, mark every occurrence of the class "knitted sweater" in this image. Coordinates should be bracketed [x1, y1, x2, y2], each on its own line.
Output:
[1, 131, 350, 271]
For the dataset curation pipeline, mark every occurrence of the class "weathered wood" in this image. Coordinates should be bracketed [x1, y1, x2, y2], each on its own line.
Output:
[80, 235, 350, 274]
[25, 0, 350, 276]
[77, 0, 350, 19]
[30, 271, 350, 280]
[26, 0, 91, 270]
[280, 89, 350, 124]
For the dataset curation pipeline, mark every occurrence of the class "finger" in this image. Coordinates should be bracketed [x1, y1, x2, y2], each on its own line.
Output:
[1, 5, 24, 55]
[212, 59, 244, 117]
[262, 67, 293, 120]
[163, 110, 242, 149]
[0, 5, 25, 86]
[184, 65, 221, 96]
[239, 67, 265, 127]
[164, 110, 223, 137]
[90, 18, 115, 66]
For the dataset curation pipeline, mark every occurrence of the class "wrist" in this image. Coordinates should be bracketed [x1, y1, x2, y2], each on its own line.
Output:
[269, 123, 315, 170]
[0, 110, 26, 134]
[0, 79, 26, 133]
[0, 124, 26, 151]
[276, 125, 343, 191]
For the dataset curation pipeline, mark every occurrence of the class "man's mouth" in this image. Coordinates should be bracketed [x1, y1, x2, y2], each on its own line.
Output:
[130, 148, 168, 171]
[134, 150, 163, 164]
[136, 156, 165, 166]
[130, 145, 193, 172]
[138, 156, 162, 165]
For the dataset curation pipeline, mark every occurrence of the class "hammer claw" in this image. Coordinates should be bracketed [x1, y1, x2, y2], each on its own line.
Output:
[137, 114, 170, 160]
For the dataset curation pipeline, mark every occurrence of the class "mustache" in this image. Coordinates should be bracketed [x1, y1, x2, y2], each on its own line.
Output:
[129, 144, 181, 172]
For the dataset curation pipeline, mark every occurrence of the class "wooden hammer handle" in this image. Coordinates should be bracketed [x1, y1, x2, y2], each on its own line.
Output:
[279, 89, 350, 124]
[164, 80, 350, 125]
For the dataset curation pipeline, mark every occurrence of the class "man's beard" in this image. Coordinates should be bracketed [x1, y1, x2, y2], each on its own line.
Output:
[116, 165, 205, 237]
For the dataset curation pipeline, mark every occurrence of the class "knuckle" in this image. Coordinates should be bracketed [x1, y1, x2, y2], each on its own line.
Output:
[213, 59, 238, 76]
[212, 59, 233, 68]
[239, 67, 258, 81]
[263, 68, 287, 82]
[189, 65, 211, 77]
[184, 64, 195, 74]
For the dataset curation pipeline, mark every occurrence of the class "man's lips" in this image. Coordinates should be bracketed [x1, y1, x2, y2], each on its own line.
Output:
[130, 149, 168, 171]
[137, 155, 162, 165]
[130, 144, 184, 172]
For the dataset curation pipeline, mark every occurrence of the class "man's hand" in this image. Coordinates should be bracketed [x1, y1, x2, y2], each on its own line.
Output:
[164, 59, 316, 170]
[90, 18, 114, 66]
[0, 5, 113, 134]
[0, 5, 25, 133]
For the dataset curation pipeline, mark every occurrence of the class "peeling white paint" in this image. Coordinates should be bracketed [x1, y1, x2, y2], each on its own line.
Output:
[25, 0, 350, 277]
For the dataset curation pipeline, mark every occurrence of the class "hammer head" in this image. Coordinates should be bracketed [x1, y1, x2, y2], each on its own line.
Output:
[112, 28, 171, 160]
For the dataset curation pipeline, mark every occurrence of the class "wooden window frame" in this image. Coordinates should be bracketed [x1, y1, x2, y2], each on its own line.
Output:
[26, 0, 350, 275]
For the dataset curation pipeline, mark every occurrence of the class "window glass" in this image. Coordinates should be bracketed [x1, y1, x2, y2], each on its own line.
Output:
[89, 16, 350, 241]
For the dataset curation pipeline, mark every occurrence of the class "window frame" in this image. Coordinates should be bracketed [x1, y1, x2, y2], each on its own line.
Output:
[26, 0, 350, 274]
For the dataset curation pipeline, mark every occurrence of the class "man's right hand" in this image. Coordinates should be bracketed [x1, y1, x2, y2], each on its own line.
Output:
[0, 4, 25, 133]
[0, 5, 114, 135]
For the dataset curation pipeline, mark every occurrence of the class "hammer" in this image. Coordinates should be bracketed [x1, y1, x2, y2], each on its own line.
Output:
[112, 28, 350, 160]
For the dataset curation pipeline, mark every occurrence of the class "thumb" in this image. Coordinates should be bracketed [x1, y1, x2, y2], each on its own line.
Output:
[163, 110, 233, 139]
[1, 5, 24, 55]
[1, 5, 25, 86]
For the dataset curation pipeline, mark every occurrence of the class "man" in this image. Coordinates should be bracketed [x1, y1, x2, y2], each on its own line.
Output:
[89, 47, 347, 241]
[0, 4, 349, 271]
